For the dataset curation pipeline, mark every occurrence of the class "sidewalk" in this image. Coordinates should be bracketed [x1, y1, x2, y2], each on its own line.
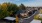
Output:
[30, 19, 41, 23]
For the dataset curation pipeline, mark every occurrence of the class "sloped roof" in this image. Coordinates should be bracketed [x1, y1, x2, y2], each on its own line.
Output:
[16, 10, 26, 14]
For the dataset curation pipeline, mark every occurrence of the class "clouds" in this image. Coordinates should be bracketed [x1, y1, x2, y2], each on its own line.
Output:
[14, 0, 42, 6]
[24, 2, 42, 7]
[14, 0, 20, 1]
[0, 0, 42, 6]
[22, 0, 42, 6]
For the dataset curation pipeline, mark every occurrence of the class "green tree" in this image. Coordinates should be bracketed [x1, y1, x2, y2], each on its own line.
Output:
[0, 2, 26, 19]
[6, 2, 19, 14]
[19, 3, 26, 10]
[3, 2, 20, 17]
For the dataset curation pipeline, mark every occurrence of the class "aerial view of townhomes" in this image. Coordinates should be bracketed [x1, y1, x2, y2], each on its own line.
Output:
[0, 0, 42, 23]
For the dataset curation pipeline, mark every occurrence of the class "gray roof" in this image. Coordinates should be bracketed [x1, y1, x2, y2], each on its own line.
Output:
[16, 10, 26, 14]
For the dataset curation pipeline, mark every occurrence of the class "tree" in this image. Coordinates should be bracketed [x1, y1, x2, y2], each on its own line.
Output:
[19, 3, 26, 10]
[3, 2, 20, 17]
[6, 2, 19, 15]
[1, 3, 7, 11]
[0, 2, 20, 19]
[0, 4, 1, 9]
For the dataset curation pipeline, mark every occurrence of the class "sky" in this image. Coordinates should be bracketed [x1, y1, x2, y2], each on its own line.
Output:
[0, 0, 42, 7]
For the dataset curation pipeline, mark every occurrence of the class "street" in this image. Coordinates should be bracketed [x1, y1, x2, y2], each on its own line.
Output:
[19, 11, 39, 23]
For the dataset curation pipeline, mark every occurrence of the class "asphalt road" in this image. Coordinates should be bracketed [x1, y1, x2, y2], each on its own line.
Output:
[19, 11, 39, 23]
